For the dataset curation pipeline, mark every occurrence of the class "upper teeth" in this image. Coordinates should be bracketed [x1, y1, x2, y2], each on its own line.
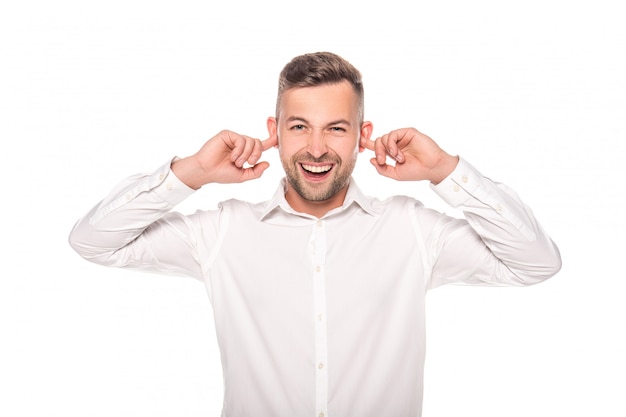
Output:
[302, 164, 332, 173]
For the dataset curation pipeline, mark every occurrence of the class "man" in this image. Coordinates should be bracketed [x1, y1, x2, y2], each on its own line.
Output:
[69, 52, 561, 417]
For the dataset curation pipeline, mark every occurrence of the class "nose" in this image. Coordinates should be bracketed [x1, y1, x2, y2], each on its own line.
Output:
[307, 129, 328, 159]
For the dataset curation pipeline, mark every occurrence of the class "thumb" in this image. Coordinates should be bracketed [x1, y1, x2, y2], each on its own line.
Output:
[241, 161, 270, 182]
[369, 158, 397, 180]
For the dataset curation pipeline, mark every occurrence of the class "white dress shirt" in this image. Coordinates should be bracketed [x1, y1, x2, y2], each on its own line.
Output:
[69, 157, 561, 417]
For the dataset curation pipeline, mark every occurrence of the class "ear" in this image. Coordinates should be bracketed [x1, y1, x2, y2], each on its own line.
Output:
[358, 121, 374, 153]
[266, 117, 278, 147]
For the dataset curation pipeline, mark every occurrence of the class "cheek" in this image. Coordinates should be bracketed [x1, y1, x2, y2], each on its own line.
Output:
[277, 142, 299, 164]
[278, 134, 307, 158]
[333, 138, 360, 158]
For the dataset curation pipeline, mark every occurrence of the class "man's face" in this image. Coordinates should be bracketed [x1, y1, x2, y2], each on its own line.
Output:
[267, 81, 372, 212]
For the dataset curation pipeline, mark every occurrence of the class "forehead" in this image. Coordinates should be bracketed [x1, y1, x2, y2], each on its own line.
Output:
[279, 81, 359, 124]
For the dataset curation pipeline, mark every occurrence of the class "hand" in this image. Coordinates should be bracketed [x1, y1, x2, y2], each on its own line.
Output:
[172, 130, 277, 189]
[362, 127, 459, 184]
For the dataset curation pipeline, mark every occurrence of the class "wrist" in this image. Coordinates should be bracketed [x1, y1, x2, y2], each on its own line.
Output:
[429, 153, 459, 185]
[171, 156, 208, 190]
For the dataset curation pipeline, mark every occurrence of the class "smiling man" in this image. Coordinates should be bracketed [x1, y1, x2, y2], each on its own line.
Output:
[270, 80, 372, 216]
[69, 52, 561, 417]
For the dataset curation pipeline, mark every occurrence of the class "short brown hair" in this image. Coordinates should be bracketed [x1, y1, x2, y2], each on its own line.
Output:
[275, 52, 364, 122]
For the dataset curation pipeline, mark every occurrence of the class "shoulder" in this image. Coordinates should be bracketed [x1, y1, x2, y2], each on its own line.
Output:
[217, 197, 271, 218]
[369, 194, 426, 214]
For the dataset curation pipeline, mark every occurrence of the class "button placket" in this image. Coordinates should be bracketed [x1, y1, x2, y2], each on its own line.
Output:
[312, 219, 328, 417]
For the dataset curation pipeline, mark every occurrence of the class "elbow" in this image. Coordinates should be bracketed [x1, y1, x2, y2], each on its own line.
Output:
[541, 239, 563, 281]
[542, 247, 563, 282]
[521, 243, 563, 286]
[531, 257, 562, 285]
[499, 240, 562, 287]
[67, 223, 113, 266]
[548, 247, 563, 278]
[68, 226, 97, 263]
[68, 224, 85, 258]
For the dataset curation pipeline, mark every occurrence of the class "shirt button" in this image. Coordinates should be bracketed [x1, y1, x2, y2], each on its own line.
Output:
[462, 175, 468, 183]
[453, 184, 460, 192]
[496, 204, 503, 212]
[125, 193, 132, 201]
[319, 413, 325, 417]
[159, 173, 165, 181]
[318, 362, 325, 369]
[315, 265, 321, 273]
[166, 183, 173, 191]
[316, 220, 323, 228]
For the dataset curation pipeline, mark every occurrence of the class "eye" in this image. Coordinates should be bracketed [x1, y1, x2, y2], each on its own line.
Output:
[329, 126, 347, 134]
[290, 124, 306, 131]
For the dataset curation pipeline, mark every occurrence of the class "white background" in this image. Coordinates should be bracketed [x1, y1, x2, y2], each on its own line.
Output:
[1, 0, 624, 416]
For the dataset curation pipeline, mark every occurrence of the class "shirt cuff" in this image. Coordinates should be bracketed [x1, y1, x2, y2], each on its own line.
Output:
[429, 157, 483, 207]
[152, 157, 196, 205]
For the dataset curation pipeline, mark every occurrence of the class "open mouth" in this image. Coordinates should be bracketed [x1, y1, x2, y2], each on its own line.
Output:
[300, 163, 334, 180]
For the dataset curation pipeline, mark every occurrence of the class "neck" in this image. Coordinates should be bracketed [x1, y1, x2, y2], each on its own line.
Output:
[284, 184, 349, 218]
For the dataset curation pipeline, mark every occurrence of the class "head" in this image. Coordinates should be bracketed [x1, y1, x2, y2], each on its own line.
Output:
[275, 52, 365, 124]
[267, 52, 373, 217]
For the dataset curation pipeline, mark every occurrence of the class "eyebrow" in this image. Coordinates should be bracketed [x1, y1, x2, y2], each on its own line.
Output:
[285, 116, 352, 127]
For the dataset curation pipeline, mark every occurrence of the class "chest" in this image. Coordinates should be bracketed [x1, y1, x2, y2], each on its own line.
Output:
[209, 213, 426, 312]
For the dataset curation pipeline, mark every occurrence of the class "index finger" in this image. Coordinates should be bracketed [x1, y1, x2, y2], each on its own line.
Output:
[261, 135, 278, 151]
[360, 136, 375, 152]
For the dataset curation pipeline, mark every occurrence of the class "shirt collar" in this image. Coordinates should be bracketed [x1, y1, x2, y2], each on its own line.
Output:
[259, 177, 376, 221]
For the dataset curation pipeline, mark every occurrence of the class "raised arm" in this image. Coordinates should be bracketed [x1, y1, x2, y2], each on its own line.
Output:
[362, 127, 562, 287]
[68, 131, 276, 278]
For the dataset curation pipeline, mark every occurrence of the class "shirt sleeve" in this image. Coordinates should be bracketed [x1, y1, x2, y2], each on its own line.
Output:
[68, 158, 216, 281]
[422, 158, 562, 289]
